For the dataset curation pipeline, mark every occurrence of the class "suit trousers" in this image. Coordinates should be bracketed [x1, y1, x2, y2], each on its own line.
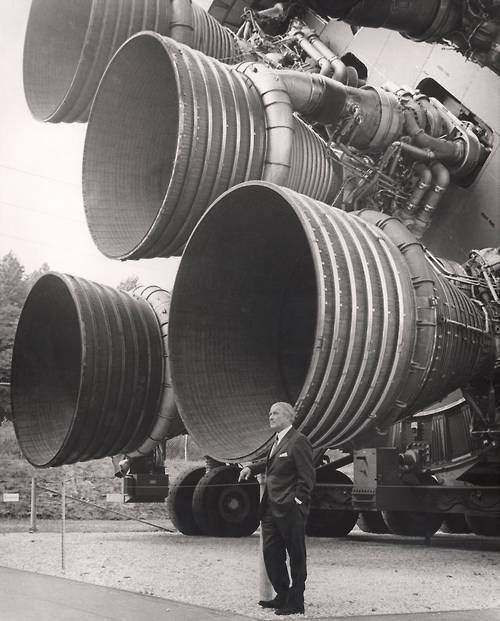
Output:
[261, 504, 307, 607]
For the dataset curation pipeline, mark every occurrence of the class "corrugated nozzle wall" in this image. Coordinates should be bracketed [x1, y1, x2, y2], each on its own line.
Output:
[11, 273, 180, 467]
[167, 182, 493, 462]
[82, 34, 342, 259]
[23, 0, 243, 123]
[130, 285, 186, 457]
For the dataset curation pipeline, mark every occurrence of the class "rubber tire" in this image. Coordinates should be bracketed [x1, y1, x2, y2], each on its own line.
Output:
[306, 465, 358, 537]
[192, 466, 260, 537]
[357, 511, 390, 534]
[166, 466, 206, 535]
[382, 510, 443, 537]
[440, 514, 471, 534]
[465, 514, 500, 537]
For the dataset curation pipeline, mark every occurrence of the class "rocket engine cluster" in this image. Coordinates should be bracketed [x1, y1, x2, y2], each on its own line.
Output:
[10, 0, 500, 537]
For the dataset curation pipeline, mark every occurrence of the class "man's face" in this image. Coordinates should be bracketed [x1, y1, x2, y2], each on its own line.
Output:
[269, 407, 292, 432]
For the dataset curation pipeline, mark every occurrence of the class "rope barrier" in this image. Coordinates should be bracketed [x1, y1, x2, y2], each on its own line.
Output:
[35, 484, 175, 532]
[2, 480, 499, 492]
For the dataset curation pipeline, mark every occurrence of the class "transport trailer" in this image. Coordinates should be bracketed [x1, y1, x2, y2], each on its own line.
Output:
[10, 0, 500, 540]
[314, 399, 500, 538]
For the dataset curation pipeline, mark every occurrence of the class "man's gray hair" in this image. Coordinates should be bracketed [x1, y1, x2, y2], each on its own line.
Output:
[271, 402, 296, 421]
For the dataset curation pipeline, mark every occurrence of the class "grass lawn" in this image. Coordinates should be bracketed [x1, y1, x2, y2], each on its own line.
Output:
[0, 421, 204, 521]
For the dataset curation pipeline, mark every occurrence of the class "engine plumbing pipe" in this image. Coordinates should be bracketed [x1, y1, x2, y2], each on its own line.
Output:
[411, 161, 451, 239]
[291, 75, 479, 169]
[275, 71, 404, 149]
[395, 162, 433, 227]
[292, 28, 348, 82]
[82, 33, 478, 262]
[82, 34, 342, 259]
[310, 36, 349, 82]
[404, 110, 464, 167]
[23, 0, 245, 123]
[11, 273, 182, 467]
[167, 181, 494, 462]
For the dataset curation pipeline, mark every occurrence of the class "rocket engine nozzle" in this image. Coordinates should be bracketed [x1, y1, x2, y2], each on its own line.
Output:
[11, 273, 182, 467]
[167, 182, 495, 462]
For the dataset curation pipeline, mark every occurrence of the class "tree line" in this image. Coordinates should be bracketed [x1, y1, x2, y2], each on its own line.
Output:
[0, 252, 50, 421]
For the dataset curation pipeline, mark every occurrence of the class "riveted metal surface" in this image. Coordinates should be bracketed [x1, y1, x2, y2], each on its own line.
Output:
[168, 182, 495, 462]
[11, 273, 164, 467]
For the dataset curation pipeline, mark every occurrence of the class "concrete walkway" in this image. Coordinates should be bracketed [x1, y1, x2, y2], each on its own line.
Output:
[1, 567, 499, 621]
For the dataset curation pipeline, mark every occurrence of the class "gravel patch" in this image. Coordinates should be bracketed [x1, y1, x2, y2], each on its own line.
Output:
[0, 521, 499, 618]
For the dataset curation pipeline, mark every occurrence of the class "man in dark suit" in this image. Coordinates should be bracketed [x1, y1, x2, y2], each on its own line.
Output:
[239, 402, 315, 616]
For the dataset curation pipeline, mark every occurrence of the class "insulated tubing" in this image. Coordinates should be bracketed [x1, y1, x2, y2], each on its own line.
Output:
[23, 0, 242, 123]
[83, 34, 341, 259]
[168, 182, 493, 462]
[11, 273, 164, 467]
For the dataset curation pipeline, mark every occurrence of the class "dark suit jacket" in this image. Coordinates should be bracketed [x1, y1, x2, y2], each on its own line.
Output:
[250, 427, 315, 520]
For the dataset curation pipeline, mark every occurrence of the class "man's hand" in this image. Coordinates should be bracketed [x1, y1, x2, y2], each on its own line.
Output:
[238, 466, 252, 482]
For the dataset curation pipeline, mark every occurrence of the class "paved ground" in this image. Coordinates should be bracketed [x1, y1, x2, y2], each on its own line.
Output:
[1, 566, 500, 621]
[0, 566, 248, 621]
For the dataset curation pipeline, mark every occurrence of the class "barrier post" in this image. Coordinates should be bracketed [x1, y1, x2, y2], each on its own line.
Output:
[29, 476, 37, 533]
[61, 479, 66, 573]
[257, 474, 274, 601]
[184, 435, 188, 462]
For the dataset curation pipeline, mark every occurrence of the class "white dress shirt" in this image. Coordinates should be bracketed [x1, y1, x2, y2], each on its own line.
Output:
[275, 425, 292, 445]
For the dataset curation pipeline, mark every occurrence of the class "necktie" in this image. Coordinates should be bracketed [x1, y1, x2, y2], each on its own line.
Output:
[270, 434, 279, 456]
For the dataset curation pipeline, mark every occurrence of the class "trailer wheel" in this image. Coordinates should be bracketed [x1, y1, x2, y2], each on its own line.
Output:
[306, 465, 358, 537]
[166, 466, 206, 535]
[357, 511, 390, 534]
[465, 514, 500, 537]
[192, 465, 260, 537]
[440, 514, 471, 534]
[382, 511, 443, 537]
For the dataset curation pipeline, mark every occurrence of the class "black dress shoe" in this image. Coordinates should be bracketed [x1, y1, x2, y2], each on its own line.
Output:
[258, 595, 287, 609]
[274, 605, 305, 615]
